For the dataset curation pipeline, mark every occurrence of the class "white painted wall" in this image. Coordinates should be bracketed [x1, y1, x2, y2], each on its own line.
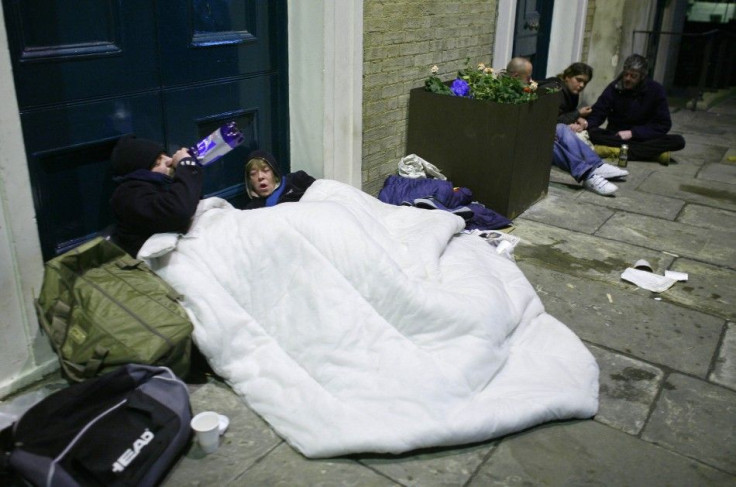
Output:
[0, 6, 58, 398]
[288, 1, 362, 188]
[546, 0, 588, 78]
[493, 0, 517, 72]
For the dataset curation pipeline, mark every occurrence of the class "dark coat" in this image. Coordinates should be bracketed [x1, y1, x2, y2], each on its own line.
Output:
[243, 170, 316, 210]
[587, 77, 672, 140]
[539, 77, 580, 125]
[110, 165, 203, 257]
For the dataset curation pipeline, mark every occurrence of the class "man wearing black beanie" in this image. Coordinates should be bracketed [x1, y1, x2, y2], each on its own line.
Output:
[109, 135, 203, 257]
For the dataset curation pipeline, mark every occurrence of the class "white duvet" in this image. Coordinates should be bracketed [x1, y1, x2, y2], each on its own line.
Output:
[140, 179, 598, 458]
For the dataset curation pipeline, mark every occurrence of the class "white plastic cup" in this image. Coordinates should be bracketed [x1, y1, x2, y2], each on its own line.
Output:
[633, 259, 653, 272]
[190, 411, 221, 454]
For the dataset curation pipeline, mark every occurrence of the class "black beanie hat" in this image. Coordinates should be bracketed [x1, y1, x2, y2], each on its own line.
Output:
[111, 135, 165, 177]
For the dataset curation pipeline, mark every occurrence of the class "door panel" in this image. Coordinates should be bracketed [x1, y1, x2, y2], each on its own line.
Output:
[3, 0, 288, 260]
[22, 94, 165, 255]
[3, 0, 158, 108]
[158, 0, 272, 85]
[162, 74, 276, 198]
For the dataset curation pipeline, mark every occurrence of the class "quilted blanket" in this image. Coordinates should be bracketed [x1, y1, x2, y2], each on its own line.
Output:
[140, 179, 598, 458]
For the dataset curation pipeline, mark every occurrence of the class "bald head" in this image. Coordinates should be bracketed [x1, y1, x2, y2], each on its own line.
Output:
[506, 57, 532, 83]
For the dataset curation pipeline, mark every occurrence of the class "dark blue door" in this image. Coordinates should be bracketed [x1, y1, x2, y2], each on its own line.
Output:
[2, 0, 288, 259]
[513, 0, 554, 81]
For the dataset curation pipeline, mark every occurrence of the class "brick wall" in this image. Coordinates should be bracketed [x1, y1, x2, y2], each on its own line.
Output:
[361, 1, 497, 195]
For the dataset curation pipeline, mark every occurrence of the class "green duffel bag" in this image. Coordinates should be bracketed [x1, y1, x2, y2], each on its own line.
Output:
[35, 237, 194, 382]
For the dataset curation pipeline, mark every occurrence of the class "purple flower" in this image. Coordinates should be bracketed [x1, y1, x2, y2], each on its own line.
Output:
[450, 79, 471, 97]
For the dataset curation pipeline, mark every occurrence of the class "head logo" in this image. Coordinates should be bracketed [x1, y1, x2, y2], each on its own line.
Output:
[112, 429, 154, 473]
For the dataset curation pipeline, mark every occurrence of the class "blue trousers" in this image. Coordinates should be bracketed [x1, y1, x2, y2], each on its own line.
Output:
[552, 124, 601, 182]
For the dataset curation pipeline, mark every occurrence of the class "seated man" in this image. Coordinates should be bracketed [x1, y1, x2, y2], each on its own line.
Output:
[504, 56, 533, 83]
[587, 54, 685, 164]
[243, 150, 315, 209]
[509, 59, 627, 196]
[110, 135, 203, 257]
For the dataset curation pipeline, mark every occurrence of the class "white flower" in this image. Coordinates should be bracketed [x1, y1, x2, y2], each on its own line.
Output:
[483, 67, 494, 75]
[530, 80, 538, 91]
[477, 63, 486, 71]
[431, 65, 439, 74]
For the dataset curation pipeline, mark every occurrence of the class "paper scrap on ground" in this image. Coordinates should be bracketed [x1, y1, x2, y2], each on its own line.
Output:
[621, 267, 677, 293]
[664, 270, 688, 282]
[465, 229, 521, 260]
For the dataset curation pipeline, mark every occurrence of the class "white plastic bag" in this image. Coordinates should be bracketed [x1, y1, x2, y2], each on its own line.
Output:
[576, 129, 595, 150]
[398, 154, 447, 180]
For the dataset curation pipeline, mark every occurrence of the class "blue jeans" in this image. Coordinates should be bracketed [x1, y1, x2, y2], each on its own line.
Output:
[552, 124, 601, 182]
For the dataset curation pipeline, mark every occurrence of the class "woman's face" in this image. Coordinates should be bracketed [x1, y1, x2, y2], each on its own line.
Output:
[564, 74, 590, 95]
[249, 163, 277, 197]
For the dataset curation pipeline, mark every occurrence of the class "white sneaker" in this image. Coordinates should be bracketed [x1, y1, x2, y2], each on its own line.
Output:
[583, 174, 618, 195]
[592, 162, 629, 180]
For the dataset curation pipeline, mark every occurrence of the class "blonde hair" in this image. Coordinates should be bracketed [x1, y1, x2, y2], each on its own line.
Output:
[244, 157, 281, 198]
[245, 157, 271, 175]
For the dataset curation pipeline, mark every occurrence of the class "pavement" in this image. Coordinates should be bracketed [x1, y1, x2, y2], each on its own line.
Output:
[4, 91, 736, 486]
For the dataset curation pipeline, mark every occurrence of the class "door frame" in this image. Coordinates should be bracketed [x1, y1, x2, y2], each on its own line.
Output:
[287, 0, 363, 188]
[494, 0, 588, 79]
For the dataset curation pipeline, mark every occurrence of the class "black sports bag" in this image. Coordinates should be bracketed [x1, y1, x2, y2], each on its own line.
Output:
[2, 364, 192, 487]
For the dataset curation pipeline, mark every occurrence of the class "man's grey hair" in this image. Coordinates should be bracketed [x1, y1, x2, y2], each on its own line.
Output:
[623, 54, 648, 77]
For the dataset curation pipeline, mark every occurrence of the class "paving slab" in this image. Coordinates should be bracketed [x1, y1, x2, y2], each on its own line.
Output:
[598, 161, 656, 187]
[674, 110, 736, 139]
[162, 382, 283, 486]
[516, 264, 725, 378]
[639, 160, 703, 181]
[638, 171, 736, 211]
[513, 219, 674, 286]
[709, 97, 736, 116]
[721, 147, 736, 164]
[676, 202, 736, 230]
[236, 443, 399, 486]
[642, 373, 736, 475]
[547, 168, 582, 190]
[468, 420, 735, 486]
[711, 322, 736, 391]
[698, 162, 736, 184]
[576, 182, 685, 220]
[671, 140, 730, 166]
[588, 345, 664, 435]
[663, 258, 736, 322]
[676, 129, 736, 149]
[517, 192, 614, 234]
[596, 212, 736, 269]
[357, 443, 494, 487]
[595, 213, 736, 268]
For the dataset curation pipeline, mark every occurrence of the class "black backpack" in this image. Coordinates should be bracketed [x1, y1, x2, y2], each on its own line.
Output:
[2, 364, 192, 487]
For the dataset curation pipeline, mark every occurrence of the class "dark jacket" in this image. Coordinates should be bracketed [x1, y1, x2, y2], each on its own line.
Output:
[377, 175, 511, 230]
[110, 166, 203, 257]
[539, 77, 580, 125]
[244, 170, 316, 209]
[587, 77, 672, 140]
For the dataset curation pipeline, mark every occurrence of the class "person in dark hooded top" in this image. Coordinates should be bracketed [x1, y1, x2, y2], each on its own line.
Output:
[243, 150, 315, 209]
[109, 135, 203, 257]
[586, 54, 685, 164]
